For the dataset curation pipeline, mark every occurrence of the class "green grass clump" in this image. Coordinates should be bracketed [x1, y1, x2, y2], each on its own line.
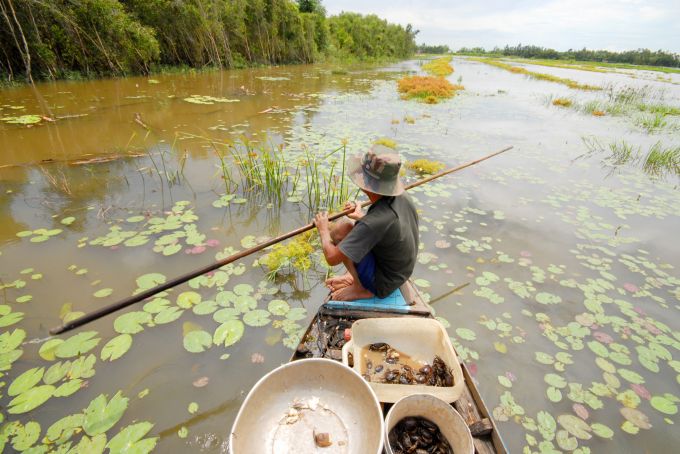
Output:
[331, 69, 348, 75]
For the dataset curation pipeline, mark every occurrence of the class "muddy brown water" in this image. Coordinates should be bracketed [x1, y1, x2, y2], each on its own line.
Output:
[1, 58, 680, 453]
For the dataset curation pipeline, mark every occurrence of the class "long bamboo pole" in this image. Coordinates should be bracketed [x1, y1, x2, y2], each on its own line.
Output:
[49, 146, 512, 335]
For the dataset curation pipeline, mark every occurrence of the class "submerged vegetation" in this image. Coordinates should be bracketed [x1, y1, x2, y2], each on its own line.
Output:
[423, 56, 454, 76]
[470, 58, 601, 90]
[397, 75, 463, 102]
[457, 44, 680, 70]
[0, 1, 417, 82]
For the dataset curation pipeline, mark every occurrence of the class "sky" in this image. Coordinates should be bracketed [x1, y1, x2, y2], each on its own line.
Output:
[325, 0, 680, 54]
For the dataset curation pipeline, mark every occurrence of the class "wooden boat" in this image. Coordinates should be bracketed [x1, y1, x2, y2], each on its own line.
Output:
[290, 279, 509, 454]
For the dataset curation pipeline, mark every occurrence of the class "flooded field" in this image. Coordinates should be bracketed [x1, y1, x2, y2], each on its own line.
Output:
[1, 57, 680, 454]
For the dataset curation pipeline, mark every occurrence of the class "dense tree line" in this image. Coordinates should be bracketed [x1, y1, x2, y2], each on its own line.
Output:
[456, 44, 680, 68]
[416, 43, 450, 54]
[0, 0, 417, 83]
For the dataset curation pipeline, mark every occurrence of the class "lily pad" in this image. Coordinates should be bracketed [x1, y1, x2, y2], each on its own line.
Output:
[83, 391, 129, 436]
[43, 361, 71, 385]
[213, 307, 240, 323]
[136, 273, 166, 289]
[620, 407, 651, 429]
[93, 288, 113, 298]
[61, 217, 76, 225]
[106, 422, 157, 454]
[126, 216, 145, 223]
[268, 300, 290, 316]
[456, 328, 476, 341]
[213, 320, 245, 346]
[587, 341, 609, 357]
[547, 387, 562, 402]
[234, 284, 254, 295]
[9, 367, 45, 396]
[183, 331, 212, 353]
[234, 295, 257, 313]
[54, 379, 83, 397]
[69, 434, 107, 454]
[101, 334, 133, 361]
[651, 396, 678, 415]
[55, 331, 101, 358]
[557, 414, 591, 440]
[12, 421, 41, 451]
[285, 307, 307, 321]
[188, 402, 198, 414]
[177, 291, 201, 309]
[243, 310, 271, 327]
[618, 368, 645, 384]
[414, 279, 431, 287]
[556, 430, 578, 451]
[39, 339, 64, 361]
[46, 414, 83, 442]
[163, 244, 182, 256]
[154, 307, 183, 324]
[535, 352, 555, 365]
[590, 423, 613, 438]
[8, 385, 55, 414]
[545, 374, 567, 388]
[143, 298, 170, 314]
[114, 312, 152, 334]
[536, 293, 562, 305]
[192, 300, 218, 315]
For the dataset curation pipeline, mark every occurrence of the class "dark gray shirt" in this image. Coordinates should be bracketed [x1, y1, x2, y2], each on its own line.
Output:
[339, 193, 419, 298]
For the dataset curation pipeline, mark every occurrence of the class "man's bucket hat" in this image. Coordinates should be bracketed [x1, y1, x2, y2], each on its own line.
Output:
[345, 144, 404, 196]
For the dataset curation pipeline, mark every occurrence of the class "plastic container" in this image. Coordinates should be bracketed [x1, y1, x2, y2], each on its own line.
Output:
[342, 317, 464, 403]
[384, 394, 474, 454]
[230, 358, 384, 454]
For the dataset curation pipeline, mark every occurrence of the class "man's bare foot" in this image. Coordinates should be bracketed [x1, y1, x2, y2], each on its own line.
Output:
[331, 283, 374, 301]
[325, 273, 353, 292]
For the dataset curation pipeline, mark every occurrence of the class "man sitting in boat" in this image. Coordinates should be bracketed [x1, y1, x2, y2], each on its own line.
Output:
[314, 144, 419, 301]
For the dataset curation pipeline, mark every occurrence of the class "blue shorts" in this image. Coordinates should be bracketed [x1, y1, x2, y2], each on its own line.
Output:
[355, 251, 377, 295]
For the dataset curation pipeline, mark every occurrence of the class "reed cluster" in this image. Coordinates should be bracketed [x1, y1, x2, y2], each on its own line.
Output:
[207, 134, 357, 213]
[581, 137, 680, 180]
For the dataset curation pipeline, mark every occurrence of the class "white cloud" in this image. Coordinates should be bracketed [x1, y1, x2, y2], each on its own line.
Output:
[324, 0, 680, 52]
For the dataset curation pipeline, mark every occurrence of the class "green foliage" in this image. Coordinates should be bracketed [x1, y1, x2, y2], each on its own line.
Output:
[1, 0, 415, 82]
[457, 44, 680, 69]
[417, 43, 450, 54]
[326, 12, 417, 60]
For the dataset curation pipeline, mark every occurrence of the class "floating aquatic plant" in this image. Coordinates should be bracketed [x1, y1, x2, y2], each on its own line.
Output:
[397, 75, 463, 101]
[422, 57, 454, 76]
[405, 158, 445, 175]
[552, 98, 573, 107]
